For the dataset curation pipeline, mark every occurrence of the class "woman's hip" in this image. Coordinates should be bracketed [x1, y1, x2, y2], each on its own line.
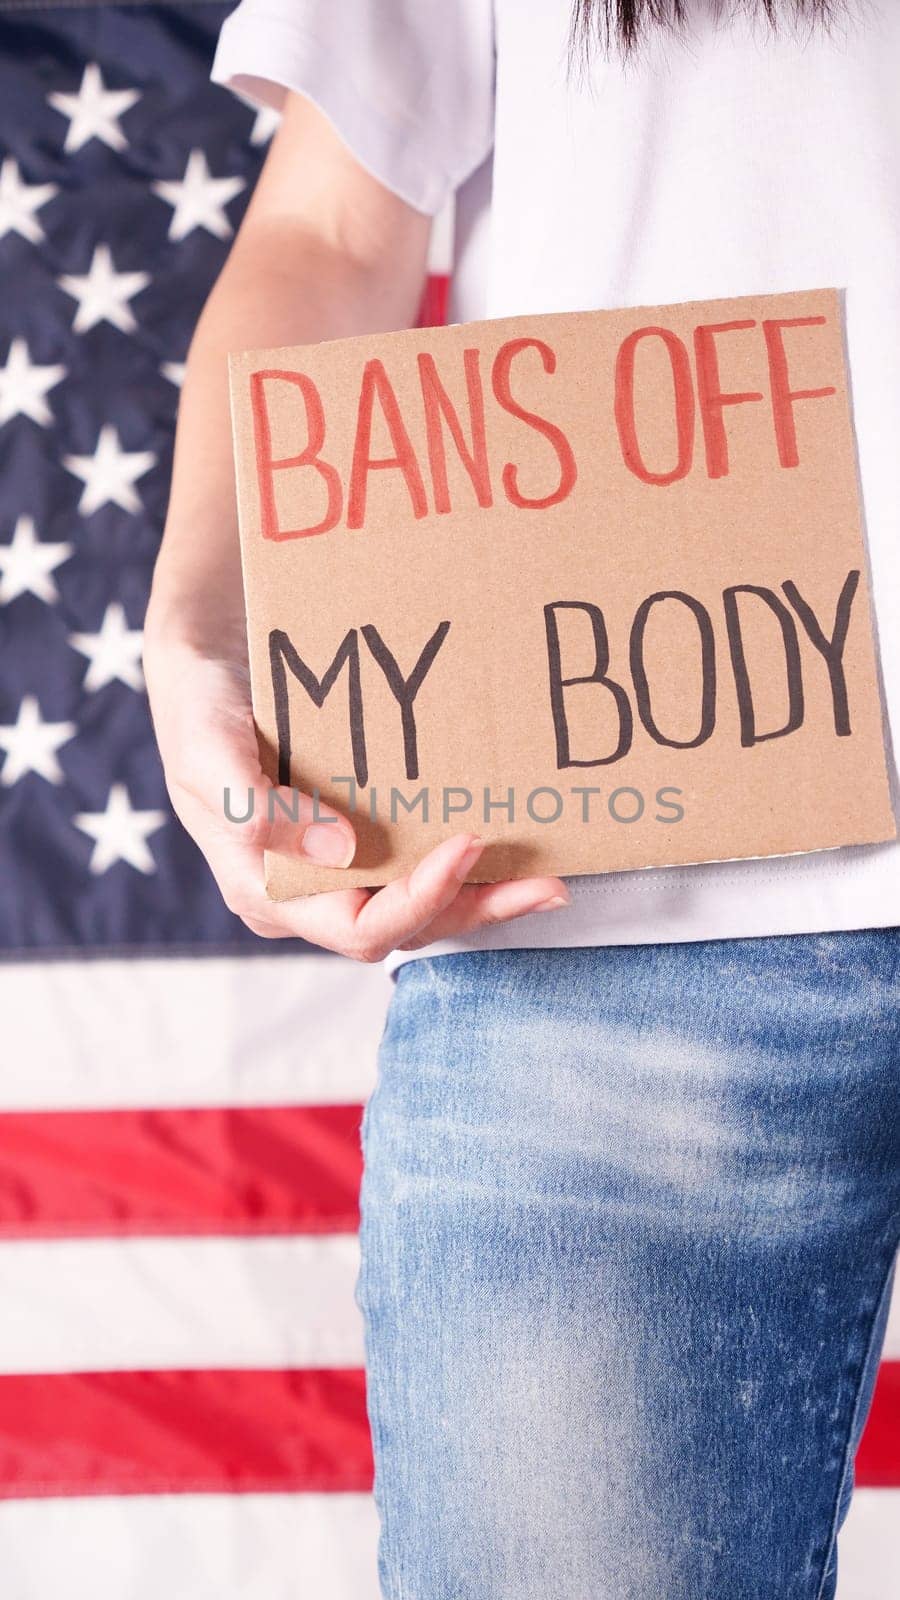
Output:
[354, 932, 900, 1599]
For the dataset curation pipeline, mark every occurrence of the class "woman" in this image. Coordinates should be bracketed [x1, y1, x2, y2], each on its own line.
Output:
[144, 2, 900, 1594]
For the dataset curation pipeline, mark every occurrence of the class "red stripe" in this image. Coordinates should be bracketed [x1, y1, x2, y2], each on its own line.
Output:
[418, 273, 450, 328]
[856, 1361, 900, 1487]
[0, 1106, 362, 1238]
[0, 1359, 894, 1500]
[0, 1369, 373, 1499]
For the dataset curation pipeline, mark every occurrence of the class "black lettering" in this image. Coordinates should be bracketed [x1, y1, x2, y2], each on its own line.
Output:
[361, 621, 451, 782]
[544, 601, 633, 767]
[722, 586, 804, 747]
[629, 591, 716, 748]
[782, 570, 859, 737]
[269, 628, 367, 787]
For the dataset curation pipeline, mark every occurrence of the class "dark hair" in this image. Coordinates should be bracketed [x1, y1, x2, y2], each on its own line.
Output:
[571, 1, 836, 57]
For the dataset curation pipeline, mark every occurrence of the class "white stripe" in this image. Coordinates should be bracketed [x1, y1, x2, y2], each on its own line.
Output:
[0, 1488, 893, 1599]
[0, 956, 390, 1109]
[0, 1495, 380, 1600]
[0, 1235, 364, 1373]
[838, 1490, 900, 1598]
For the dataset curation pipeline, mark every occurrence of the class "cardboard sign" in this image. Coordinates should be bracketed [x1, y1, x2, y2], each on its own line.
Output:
[228, 288, 896, 899]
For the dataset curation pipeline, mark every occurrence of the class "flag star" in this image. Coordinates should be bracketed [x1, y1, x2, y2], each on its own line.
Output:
[75, 782, 166, 874]
[70, 602, 144, 692]
[48, 62, 141, 154]
[0, 696, 76, 786]
[160, 360, 185, 387]
[58, 244, 150, 334]
[0, 516, 72, 605]
[248, 107, 280, 146]
[63, 424, 156, 515]
[152, 149, 245, 241]
[251, 105, 281, 146]
[232, 88, 281, 147]
[0, 157, 58, 245]
[0, 338, 66, 427]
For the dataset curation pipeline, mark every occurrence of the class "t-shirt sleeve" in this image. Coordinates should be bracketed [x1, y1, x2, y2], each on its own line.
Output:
[210, 0, 495, 216]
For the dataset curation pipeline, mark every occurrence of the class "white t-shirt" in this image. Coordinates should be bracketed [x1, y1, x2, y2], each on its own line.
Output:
[211, 0, 900, 966]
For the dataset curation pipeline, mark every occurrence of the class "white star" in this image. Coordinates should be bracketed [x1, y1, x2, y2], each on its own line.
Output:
[70, 602, 144, 692]
[160, 360, 185, 387]
[58, 244, 150, 334]
[0, 696, 76, 786]
[0, 516, 72, 605]
[251, 105, 281, 146]
[75, 782, 166, 874]
[48, 63, 141, 154]
[152, 149, 244, 241]
[0, 158, 58, 245]
[232, 89, 281, 147]
[63, 424, 156, 516]
[0, 338, 66, 427]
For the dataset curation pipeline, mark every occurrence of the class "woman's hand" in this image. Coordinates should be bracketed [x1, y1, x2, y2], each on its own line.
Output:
[144, 89, 570, 961]
[144, 628, 571, 961]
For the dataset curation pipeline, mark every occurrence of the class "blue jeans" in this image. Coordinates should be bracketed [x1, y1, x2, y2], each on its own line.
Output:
[354, 932, 900, 1599]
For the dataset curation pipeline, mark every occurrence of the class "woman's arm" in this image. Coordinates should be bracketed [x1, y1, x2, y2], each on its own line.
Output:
[147, 91, 432, 650]
[144, 91, 570, 959]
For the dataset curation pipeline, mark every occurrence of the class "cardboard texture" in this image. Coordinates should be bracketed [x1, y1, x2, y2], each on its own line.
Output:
[227, 288, 896, 899]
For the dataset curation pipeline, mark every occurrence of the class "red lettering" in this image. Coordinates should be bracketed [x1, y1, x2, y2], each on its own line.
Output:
[491, 338, 577, 510]
[694, 321, 764, 479]
[614, 327, 695, 486]
[763, 316, 837, 469]
[250, 369, 342, 540]
[418, 349, 493, 514]
[347, 358, 429, 530]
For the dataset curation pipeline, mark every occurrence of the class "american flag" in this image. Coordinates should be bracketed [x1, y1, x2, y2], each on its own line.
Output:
[0, 3, 894, 1594]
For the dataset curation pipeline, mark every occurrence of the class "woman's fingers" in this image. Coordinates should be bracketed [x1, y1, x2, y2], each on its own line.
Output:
[338, 833, 488, 958]
[366, 849, 571, 954]
[149, 645, 573, 959]
[395, 874, 572, 950]
[179, 771, 353, 864]
[151, 651, 357, 872]
[256, 833, 488, 958]
[216, 833, 572, 961]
